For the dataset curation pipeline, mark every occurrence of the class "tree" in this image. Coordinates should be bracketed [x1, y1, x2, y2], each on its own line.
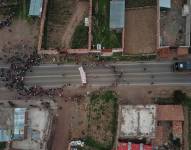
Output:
[173, 90, 186, 104]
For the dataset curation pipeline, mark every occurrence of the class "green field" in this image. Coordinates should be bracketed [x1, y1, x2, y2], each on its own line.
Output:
[84, 90, 118, 150]
[92, 0, 121, 49]
[71, 22, 88, 49]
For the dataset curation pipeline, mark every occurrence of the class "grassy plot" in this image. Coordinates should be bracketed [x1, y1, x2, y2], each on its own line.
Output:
[15, 0, 30, 19]
[0, 142, 6, 150]
[98, 52, 156, 61]
[127, 0, 157, 8]
[92, 0, 121, 48]
[71, 22, 88, 49]
[85, 90, 118, 150]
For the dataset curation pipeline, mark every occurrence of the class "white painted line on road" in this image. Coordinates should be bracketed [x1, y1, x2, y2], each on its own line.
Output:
[87, 72, 173, 77]
[119, 82, 191, 86]
[109, 62, 172, 66]
[25, 75, 63, 78]
[25, 74, 81, 78]
[34, 64, 79, 68]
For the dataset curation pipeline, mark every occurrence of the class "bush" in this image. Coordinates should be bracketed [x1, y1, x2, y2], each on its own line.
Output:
[0, 142, 6, 150]
[173, 90, 186, 104]
[71, 23, 88, 49]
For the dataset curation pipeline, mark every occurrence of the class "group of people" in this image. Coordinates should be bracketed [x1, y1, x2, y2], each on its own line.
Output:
[0, 6, 15, 29]
[0, 51, 70, 97]
[0, 52, 41, 96]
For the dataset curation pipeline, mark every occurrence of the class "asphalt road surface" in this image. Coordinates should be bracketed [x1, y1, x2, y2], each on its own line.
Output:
[21, 61, 191, 88]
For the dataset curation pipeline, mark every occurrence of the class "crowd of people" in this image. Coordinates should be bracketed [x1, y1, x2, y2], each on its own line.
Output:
[0, 52, 42, 96]
[0, 51, 69, 97]
[0, 3, 15, 29]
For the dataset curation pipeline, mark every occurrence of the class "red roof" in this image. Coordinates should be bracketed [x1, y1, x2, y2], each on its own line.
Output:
[118, 143, 128, 150]
[131, 144, 140, 150]
[157, 105, 184, 121]
[117, 143, 152, 150]
[144, 145, 152, 150]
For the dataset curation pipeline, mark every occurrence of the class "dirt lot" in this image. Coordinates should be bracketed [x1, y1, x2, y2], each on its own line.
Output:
[51, 88, 89, 150]
[45, 0, 89, 49]
[124, 7, 157, 54]
[0, 19, 38, 51]
[160, 0, 186, 46]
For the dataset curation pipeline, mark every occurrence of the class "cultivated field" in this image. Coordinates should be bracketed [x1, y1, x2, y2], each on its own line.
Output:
[92, 0, 122, 49]
[124, 7, 157, 54]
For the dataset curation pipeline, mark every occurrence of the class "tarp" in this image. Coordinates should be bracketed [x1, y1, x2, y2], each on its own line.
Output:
[159, 0, 171, 8]
[110, 0, 125, 29]
[13, 108, 26, 140]
[29, 0, 43, 16]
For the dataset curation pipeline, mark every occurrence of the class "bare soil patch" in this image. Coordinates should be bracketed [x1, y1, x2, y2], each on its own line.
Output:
[124, 7, 157, 54]
[51, 88, 89, 150]
[115, 85, 191, 105]
[160, 0, 186, 46]
[0, 19, 38, 51]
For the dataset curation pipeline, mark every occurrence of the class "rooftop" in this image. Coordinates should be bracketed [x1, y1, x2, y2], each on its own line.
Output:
[159, 0, 171, 8]
[29, 0, 43, 16]
[172, 121, 183, 139]
[118, 105, 156, 139]
[117, 142, 152, 150]
[157, 105, 184, 121]
[0, 108, 26, 142]
[110, 0, 125, 29]
[12, 108, 50, 150]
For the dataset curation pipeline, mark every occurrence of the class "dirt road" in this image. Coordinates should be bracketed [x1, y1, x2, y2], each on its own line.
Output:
[61, 1, 88, 48]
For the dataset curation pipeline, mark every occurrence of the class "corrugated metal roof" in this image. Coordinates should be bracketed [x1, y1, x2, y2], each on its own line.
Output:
[110, 0, 125, 29]
[13, 108, 26, 140]
[0, 129, 11, 142]
[159, 0, 171, 8]
[29, 0, 43, 16]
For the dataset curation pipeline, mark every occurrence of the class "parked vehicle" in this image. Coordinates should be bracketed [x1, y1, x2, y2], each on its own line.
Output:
[173, 61, 191, 71]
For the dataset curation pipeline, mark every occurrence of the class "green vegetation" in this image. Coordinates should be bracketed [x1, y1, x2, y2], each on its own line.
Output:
[71, 23, 88, 49]
[127, 0, 157, 8]
[85, 90, 118, 150]
[98, 52, 156, 61]
[0, 142, 6, 150]
[15, 0, 30, 19]
[92, 0, 121, 48]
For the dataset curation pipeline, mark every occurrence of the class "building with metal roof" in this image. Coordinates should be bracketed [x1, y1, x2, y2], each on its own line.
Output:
[110, 0, 125, 29]
[0, 108, 26, 142]
[159, 0, 171, 8]
[29, 0, 43, 16]
[13, 108, 26, 140]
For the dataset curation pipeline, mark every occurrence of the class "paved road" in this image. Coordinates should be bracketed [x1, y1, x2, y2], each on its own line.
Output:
[0, 62, 190, 88]
[21, 61, 191, 87]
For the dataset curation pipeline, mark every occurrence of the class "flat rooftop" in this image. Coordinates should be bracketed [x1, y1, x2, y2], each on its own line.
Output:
[118, 105, 156, 139]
